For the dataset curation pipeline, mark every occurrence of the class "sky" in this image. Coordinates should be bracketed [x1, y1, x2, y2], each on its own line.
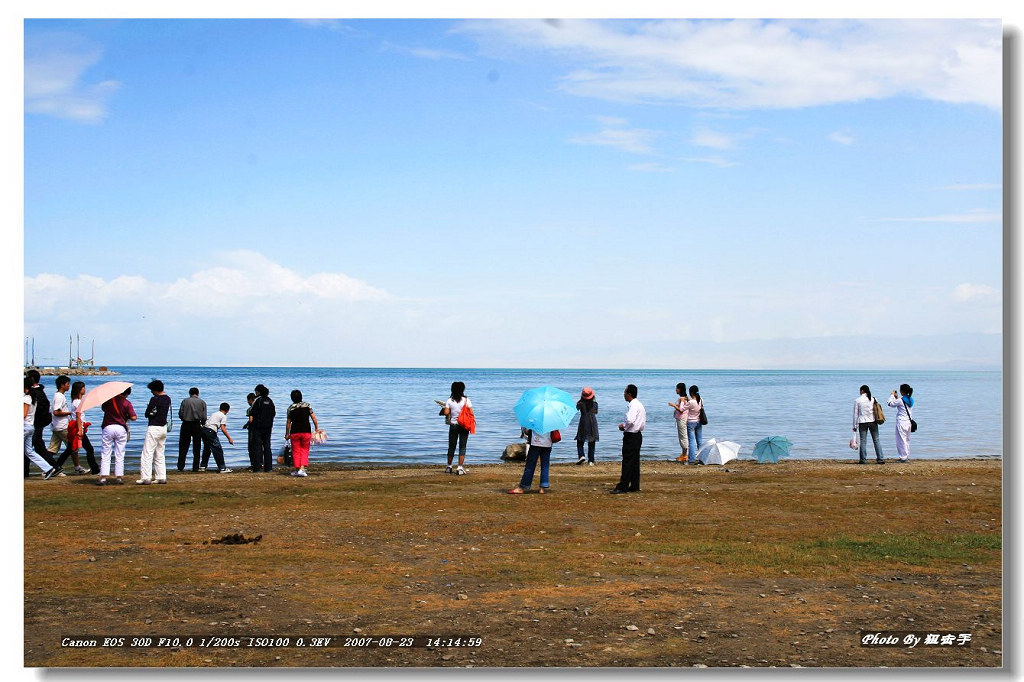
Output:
[20, 13, 1006, 369]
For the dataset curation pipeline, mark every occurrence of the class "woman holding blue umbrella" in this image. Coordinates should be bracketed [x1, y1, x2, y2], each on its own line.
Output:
[507, 428, 559, 494]
[509, 386, 575, 494]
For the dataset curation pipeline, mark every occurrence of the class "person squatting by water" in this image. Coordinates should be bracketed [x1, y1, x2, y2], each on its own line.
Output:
[200, 403, 234, 473]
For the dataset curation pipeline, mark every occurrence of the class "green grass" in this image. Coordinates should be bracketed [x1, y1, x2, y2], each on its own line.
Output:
[802, 533, 1001, 566]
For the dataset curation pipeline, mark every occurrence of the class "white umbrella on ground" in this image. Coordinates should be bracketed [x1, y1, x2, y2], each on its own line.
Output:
[695, 438, 741, 465]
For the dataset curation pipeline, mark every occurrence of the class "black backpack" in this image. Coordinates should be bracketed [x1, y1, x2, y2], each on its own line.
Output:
[32, 386, 52, 428]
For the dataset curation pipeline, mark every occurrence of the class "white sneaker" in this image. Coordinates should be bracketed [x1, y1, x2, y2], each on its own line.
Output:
[135, 479, 152, 485]
[588, 462, 595, 467]
[74, 466, 89, 475]
[444, 466, 453, 474]
[218, 468, 232, 474]
[296, 469, 308, 477]
[456, 467, 466, 476]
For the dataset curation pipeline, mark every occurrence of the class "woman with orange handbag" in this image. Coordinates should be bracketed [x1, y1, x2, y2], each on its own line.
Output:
[441, 381, 473, 476]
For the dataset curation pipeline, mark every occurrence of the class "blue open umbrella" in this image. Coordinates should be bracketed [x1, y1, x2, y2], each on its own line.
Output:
[513, 386, 576, 434]
[752, 436, 792, 463]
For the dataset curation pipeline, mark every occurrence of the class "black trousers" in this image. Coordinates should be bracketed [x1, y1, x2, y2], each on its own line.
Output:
[615, 431, 642, 492]
[576, 440, 596, 462]
[55, 433, 99, 473]
[253, 428, 273, 471]
[199, 427, 227, 470]
[178, 421, 203, 471]
[447, 424, 469, 460]
[246, 427, 260, 471]
[32, 428, 58, 467]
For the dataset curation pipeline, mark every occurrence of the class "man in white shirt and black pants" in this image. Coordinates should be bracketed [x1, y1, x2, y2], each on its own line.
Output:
[611, 384, 646, 494]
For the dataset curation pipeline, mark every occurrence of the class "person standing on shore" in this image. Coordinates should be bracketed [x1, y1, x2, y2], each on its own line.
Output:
[62, 381, 99, 475]
[97, 387, 137, 486]
[24, 377, 62, 480]
[25, 369, 60, 476]
[243, 392, 259, 472]
[285, 390, 319, 477]
[137, 379, 171, 485]
[177, 387, 206, 471]
[685, 385, 705, 464]
[47, 375, 87, 474]
[507, 428, 557, 494]
[441, 381, 471, 476]
[669, 382, 689, 463]
[200, 403, 233, 473]
[853, 385, 885, 464]
[574, 387, 599, 466]
[887, 384, 915, 462]
[250, 384, 276, 472]
[611, 384, 645, 494]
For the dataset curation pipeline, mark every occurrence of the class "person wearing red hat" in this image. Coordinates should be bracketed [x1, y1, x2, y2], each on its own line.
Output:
[574, 387, 599, 465]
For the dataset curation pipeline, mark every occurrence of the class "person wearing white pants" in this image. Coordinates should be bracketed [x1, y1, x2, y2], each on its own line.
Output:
[24, 377, 61, 479]
[98, 388, 137, 486]
[138, 380, 171, 484]
[887, 384, 915, 462]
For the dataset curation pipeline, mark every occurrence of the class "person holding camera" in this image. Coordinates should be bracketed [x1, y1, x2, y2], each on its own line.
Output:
[887, 384, 915, 462]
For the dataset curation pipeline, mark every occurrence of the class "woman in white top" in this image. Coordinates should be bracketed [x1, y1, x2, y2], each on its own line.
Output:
[24, 377, 60, 479]
[886, 384, 914, 462]
[853, 384, 885, 464]
[442, 381, 472, 475]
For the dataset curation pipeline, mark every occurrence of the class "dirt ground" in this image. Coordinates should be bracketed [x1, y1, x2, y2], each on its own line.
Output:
[24, 458, 1001, 668]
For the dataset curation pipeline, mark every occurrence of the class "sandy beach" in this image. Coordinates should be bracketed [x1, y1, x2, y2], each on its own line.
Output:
[24, 458, 1000, 668]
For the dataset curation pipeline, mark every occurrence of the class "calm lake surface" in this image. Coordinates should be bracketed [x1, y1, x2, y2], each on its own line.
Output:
[62, 367, 1001, 469]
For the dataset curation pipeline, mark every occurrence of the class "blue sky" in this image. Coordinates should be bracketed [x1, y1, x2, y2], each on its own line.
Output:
[21, 16, 1005, 368]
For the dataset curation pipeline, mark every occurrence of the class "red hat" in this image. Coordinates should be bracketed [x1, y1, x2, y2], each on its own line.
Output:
[581, 387, 594, 399]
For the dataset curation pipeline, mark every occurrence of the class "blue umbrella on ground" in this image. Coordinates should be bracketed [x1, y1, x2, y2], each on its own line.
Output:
[752, 436, 792, 463]
[513, 386, 576, 434]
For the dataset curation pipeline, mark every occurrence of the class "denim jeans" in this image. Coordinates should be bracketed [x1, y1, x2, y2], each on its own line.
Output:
[576, 440, 596, 462]
[686, 421, 703, 462]
[858, 422, 884, 462]
[519, 445, 551, 489]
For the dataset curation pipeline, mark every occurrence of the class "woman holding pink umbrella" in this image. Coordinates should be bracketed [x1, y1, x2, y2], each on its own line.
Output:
[97, 386, 137, 486]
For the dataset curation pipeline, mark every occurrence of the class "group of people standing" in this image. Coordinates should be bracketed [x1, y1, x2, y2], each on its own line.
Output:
[853, 383, 916, 464]
[23, 375, 322, 483]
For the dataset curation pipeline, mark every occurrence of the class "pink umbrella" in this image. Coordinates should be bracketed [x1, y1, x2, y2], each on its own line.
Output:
[77, 381, 133, 413]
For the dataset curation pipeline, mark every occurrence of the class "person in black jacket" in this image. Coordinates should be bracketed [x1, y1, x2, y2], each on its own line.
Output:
[25, 369, 59, 477]
[250, 384, 276, 472]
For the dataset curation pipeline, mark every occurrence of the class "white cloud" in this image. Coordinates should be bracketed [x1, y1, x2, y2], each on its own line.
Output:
[683, 156, 739, 168]
[24, 33, 121, 123]
[568, 119, 661, 155]
[691, 127, 737, 150]
[628, 162, 675, 172]
[952, 283, 999, 303]
[456, 19, 1001, 110]
[380, 41, 471, 61]
[829, 131, 855, 145]
[25, 251, 391, 320]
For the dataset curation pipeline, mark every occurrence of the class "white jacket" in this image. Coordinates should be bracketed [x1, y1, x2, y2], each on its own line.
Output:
[853, 394, 875, 428]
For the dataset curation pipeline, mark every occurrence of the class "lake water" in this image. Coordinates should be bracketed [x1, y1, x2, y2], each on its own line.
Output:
[59, 367, 1001, 469]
